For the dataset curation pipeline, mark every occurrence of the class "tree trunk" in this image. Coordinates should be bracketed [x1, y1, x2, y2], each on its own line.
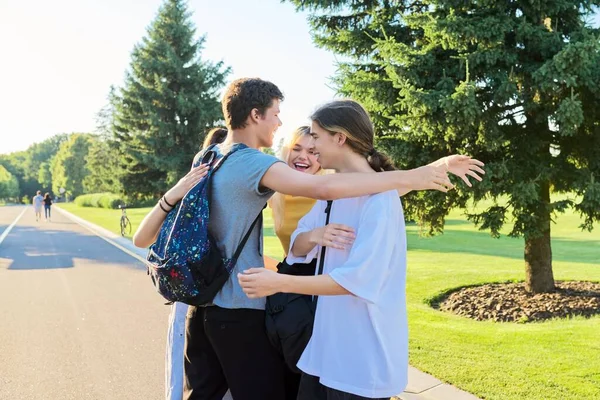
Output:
[524, 180, 555, 293]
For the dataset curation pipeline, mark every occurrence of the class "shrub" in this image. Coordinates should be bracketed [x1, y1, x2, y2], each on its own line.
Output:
[74, 193, 124, 209]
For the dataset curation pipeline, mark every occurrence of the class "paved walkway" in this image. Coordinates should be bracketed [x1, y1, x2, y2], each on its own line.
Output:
[55, 205, 482, 400]
[396, 367, 481, 399]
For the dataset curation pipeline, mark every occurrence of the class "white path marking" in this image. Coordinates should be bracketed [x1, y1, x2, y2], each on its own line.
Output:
[0, 207, 27, 247]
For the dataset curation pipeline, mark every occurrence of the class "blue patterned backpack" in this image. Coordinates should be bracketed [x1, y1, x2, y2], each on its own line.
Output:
[146, 143, 263, 305]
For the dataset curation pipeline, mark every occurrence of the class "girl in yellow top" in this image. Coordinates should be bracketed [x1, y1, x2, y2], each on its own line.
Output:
[269, 126, 356, 257]
[270, 126, 320, 255]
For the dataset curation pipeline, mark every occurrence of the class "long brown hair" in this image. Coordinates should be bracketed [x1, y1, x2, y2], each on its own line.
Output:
[310, 99, 395, 172]
[202, 127, 228, 149]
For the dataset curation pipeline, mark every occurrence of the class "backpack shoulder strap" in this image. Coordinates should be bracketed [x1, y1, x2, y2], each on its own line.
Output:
[314, 200, 333, 302]
[211, 143, 248, 174]
[317, 200, 333, 276]
[193, 144, 218, 168]
[230, 204, 266, 266]
[206, 143, 260, 270]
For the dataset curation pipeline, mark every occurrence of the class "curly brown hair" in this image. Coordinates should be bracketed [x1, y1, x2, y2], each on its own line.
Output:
[221, 78, 284, 130]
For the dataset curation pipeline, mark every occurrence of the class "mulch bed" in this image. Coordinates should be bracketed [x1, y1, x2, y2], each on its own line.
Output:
[436, 281, 600, 322]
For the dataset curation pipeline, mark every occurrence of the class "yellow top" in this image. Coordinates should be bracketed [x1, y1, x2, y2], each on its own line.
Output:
[275, 195, 317, 256]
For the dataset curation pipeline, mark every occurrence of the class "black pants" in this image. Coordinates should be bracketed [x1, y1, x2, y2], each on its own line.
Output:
[297, 373, 390, 400]
[183, 305, 286, 400]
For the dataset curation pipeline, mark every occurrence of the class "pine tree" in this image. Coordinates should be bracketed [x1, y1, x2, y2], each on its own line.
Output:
[111, 0, 230, 196]
[289, 0, 600, 293]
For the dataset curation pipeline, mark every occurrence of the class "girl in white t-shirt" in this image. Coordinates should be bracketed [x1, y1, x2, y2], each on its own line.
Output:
[238, 99, 484, 400]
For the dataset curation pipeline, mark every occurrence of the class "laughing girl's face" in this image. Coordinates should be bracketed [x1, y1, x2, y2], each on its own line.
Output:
[287, 134, 321, 175]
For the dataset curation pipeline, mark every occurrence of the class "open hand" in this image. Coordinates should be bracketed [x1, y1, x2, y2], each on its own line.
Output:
[435, 155, 485, 187]
[238, 268, 283, 298]
[310, 224, 355, 250]
[164, 164, 210, 203]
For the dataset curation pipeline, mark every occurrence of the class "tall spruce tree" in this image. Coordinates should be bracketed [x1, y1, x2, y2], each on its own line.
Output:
[289, 0, 600, 293]
[111, 0, 229, 196]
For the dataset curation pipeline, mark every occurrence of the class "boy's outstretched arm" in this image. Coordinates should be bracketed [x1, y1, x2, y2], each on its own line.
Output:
[260, 162, 454, 200]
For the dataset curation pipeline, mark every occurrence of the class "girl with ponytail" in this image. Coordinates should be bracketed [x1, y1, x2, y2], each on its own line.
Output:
[239, 99, 485, 400]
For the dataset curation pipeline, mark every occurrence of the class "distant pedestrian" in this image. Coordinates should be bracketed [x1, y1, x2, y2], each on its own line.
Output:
[32, 191, 43, 222]
[43, 193, 53, 222]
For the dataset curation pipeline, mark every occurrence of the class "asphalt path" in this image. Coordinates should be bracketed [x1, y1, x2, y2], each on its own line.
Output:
[0, 205, 170, 400]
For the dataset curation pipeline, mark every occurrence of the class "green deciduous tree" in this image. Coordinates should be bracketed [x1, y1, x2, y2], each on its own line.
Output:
[0, 151, 36, 200]
[83, 134, 123, 194]
[0, 165, 20, 200]
[289, 0, 600, 293]
[26, 134, 69, 185]
[0, 134, 69, 199]
[52, 134, 94, 198]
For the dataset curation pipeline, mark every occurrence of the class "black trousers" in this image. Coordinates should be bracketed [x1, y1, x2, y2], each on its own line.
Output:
[297, 373, 390, 400]
[183, 305, 287, 400]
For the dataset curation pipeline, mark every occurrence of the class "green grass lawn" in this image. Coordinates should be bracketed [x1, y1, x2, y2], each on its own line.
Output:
[58, 203, 285, 259]
[58, 202, 600, 400]
[59, 203, 153, 239]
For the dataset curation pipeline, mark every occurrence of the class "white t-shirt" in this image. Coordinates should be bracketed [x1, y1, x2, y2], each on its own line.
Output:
[287, 190, 408, 398]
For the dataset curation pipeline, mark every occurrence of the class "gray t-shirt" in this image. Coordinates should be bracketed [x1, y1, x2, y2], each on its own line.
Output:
[208, 144, 282, 310]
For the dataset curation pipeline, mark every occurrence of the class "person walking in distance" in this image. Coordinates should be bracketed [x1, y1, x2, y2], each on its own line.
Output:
[43, 193, 53, 222]
[32, 190, 43, 222]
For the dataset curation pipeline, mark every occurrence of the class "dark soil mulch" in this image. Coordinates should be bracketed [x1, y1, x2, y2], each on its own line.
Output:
[435, 281, 600, 322]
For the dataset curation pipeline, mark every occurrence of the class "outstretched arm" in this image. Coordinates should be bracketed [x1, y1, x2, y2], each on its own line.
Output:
[260, 162, 454, 200]
[397, 155, 485, 197]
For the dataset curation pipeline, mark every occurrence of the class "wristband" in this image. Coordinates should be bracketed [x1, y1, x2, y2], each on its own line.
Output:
[158, 200, 170, 213]
[162, 196, 176, 208]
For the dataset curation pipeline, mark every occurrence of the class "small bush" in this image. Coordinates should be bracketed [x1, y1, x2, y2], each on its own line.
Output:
[126, 196, 156, 208]
[75, 193, 124, 209]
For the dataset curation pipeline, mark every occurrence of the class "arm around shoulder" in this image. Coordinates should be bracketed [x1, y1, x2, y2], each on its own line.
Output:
[261, 162, 453, 200]
[260, 163, 330, 199]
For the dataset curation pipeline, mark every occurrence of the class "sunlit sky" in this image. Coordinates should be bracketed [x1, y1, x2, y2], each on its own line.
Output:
[1, 2, 598, 155]
[0, 0, 340, 154]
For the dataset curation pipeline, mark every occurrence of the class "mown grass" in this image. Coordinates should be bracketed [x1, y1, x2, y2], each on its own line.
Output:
[59, 201, 600, 400]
